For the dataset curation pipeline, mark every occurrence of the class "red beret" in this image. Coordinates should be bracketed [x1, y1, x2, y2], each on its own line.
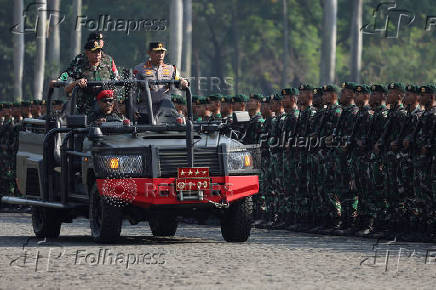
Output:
[96, 90, 114, 101]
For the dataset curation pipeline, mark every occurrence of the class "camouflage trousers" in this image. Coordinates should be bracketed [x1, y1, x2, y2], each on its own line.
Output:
[335, 151, 358, 221]
[412, 152, 435, 226]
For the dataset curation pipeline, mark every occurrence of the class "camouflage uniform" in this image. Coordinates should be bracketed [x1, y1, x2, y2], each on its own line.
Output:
[378, 102, 408, 228]
[315, 101, 342, 226]
[409, 102, 435, 231]
[280, 108, 299, 225]
[350, 104, 374, 228]
[59, 53, 118, 115]
[333, 103, 359, 224]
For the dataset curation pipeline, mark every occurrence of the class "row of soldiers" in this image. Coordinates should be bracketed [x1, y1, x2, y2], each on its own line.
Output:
[175, 83, 435, 241]
[0, 100, 64, 203]
[238, 82, 434, 241]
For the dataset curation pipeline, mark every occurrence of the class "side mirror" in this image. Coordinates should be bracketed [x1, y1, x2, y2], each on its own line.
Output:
[232, 111, 250, 124]
[67, 115, 87, 128]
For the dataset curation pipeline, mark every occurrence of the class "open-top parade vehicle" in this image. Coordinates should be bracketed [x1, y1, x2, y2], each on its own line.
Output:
[1, 79, 260, 243]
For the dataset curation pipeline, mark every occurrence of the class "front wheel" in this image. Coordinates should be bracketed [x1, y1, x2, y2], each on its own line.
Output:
[221, 196, 254, 242]
[89, 184, 123, 243]
[32, 206, 62, 239]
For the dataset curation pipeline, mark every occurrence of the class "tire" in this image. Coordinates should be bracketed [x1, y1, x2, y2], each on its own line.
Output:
[32, 206, 62, 239]
[148, 213, 178, 236]
[89, 183, 122, 243]
[221, 196, 254, 242]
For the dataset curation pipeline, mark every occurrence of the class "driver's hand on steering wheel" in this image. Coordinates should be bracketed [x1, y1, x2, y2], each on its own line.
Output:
[76, 78, 87, 88]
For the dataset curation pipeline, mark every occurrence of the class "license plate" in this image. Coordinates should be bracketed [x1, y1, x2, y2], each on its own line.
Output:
[176, 168, 210, 191]
[175, 178, 210, 191]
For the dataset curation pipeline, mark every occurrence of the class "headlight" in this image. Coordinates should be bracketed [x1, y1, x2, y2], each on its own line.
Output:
[94, 154, 144, 177]
[227, 151, 253, 172]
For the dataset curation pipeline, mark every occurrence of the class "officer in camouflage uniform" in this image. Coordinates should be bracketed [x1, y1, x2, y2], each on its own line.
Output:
[405, 85, 435, 238]
[375, 82, 409, 236]
[221, 95, 234, 124]
[60, 40, 118, 115]
[266, 93, 286, 227]
[349, 85, 376, 236]
[257, 95, 275, 227]
[303, 87, 325, 232]
[232, 94, 248, 112]
[241, 93, 265, 145]
[332, 82, 359, 234]
[362, 84, 389, 237]
[314, 85, 342, 233]
[241, 93, 265, 222]
[60, 32, 119, 83]
[275, 88, 300, 228]
[207, 94, 224, 121]
[287, 84, 317, 230]
[397, 85, 423, 234]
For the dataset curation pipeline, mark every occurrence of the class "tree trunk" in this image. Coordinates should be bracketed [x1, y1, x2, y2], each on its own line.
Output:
[350, 0, 363, 83]
[13, 0, 24, 102]
[71, 0, 82, 59]
[47, 0, 61, 80]
[231, 0, 240, 95]
[320, 0, 337, 85]
[34, 2, 47, 100]
[282, 0, 289, 88]
[169, 0, 183, 68]
[182, 0, 192, 76]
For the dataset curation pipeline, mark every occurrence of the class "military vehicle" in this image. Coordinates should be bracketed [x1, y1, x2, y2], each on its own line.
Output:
[1, 80, 260, 243]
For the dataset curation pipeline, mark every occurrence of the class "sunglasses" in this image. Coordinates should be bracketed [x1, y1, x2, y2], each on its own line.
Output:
[101, 98, 114, 104]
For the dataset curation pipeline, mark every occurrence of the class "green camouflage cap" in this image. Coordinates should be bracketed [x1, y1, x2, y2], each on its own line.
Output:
[222, 95, 233, 103]
[208, 93, 224, 102]
[420, 84, 435, 94]
[273, 93, 283, 101]
[299, 84, 314, 91]
[371, 84, 388, 93]
[281, 88, 299, 96]
[322, 84, 339, 93]
[261, 95, 272, 103]
[341, 82, 357, 90]
[388, 82, 405, 92]
[250, 93, 264, 101]
[53, 99, 64, 105]
[354, 84, 372, 94]
[313, 87, 323, 98]
[192, 95, 199, 104]
[172, 94, 186, 105]
[234, 94, 249, 103]
[406, 84, 419, 93]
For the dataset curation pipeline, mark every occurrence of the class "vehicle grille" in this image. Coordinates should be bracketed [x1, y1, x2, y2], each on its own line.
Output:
[158, 148, 222, 177]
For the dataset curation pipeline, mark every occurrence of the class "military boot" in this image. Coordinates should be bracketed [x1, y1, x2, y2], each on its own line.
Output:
[356, 217, 375, 237]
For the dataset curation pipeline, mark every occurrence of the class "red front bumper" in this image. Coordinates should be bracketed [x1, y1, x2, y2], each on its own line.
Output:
[96, 176, 258, 208]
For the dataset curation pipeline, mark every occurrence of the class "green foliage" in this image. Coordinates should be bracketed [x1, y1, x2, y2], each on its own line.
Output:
[0, 0, 434, 101]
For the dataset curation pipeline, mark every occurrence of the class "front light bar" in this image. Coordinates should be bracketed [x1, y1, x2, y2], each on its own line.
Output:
[94, 153, 145, 178]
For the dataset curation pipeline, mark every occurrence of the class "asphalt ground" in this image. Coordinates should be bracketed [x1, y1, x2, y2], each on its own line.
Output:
[0, 213, 435, 289]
